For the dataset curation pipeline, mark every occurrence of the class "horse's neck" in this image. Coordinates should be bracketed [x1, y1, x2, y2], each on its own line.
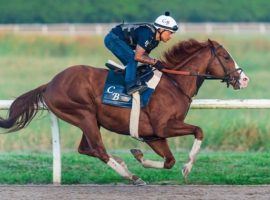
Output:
[169, 50, 211, 99]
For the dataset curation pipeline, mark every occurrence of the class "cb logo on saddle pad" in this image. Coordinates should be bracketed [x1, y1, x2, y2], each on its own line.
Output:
[107, 86, 120, 100]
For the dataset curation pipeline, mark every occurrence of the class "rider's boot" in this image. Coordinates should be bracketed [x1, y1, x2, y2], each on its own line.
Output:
[126, 80, 148, 95]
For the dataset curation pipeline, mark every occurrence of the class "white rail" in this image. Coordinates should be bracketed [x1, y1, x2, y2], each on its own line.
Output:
[0, 100, 61, 185]
[191, 99, 270, 109]
[1, 99, 270, 184]
[1, 23, 270, 35]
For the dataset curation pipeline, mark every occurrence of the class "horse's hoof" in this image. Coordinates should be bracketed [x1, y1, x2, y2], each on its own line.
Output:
[182, 163, 192, 178]
[130, 149, 143, 161]
[132, 178, 146, 186]
[182, 168, 188, 179]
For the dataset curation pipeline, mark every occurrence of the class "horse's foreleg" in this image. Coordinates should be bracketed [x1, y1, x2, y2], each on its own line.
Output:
[182, 138, 202, 179]
[161, 120, 204, 178]
[162, 119, 204, 140]
[131, 139, 175, 169]
[130, 149, 164, 168]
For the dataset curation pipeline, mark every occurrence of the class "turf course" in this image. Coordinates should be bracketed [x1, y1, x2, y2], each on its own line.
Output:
[0, 151, 269, 185]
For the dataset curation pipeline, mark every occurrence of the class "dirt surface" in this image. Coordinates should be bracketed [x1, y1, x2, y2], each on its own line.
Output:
[0, 185, 270, 200]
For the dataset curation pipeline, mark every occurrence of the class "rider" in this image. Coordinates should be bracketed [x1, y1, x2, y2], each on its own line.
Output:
[104, 11, 179, 95]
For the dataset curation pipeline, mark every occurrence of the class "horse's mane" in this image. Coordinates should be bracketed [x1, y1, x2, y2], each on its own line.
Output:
[161, 39, 209, 68]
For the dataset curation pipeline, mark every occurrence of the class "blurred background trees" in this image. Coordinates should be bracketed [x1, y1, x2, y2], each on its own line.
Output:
[0, 0, 269, 23]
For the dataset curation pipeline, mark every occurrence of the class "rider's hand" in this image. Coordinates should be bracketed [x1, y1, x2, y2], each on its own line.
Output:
[152, 60, 165, 71]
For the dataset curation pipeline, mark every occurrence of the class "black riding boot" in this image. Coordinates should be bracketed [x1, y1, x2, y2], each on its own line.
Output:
[126, 80, 148, 95]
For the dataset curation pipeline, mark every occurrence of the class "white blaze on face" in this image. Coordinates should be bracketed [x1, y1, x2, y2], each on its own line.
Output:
[228, 51, 249, 89]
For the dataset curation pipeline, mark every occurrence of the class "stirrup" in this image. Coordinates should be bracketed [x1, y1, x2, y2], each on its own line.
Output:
[126, 84, 148, 95]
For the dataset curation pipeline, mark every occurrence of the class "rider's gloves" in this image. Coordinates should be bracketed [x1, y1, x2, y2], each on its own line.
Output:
[152, 60, 165, 71]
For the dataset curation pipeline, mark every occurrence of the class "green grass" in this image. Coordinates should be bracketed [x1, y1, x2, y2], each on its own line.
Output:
[0, 33, 270, 151]
[0, 151, 269, 185]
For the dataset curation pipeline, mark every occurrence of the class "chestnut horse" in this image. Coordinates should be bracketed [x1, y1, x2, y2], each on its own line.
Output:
[0, 39, 249, 185]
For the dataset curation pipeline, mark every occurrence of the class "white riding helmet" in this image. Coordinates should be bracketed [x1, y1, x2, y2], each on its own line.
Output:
[154, 11, 179, 32]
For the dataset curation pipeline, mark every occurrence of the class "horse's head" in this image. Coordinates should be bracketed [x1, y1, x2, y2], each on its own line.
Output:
[206, 39, 249, 90]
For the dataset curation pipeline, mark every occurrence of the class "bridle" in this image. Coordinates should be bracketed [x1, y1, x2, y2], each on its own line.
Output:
[207, 40, 243, 87]
[161, 40, 244, 88]
[158, 40, 245, 102]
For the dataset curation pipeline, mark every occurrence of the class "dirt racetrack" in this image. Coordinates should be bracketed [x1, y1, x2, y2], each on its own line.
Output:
[0, 185, 270, 200]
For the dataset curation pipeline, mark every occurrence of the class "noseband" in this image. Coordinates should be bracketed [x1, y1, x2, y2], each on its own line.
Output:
[207, 41, 243, 87]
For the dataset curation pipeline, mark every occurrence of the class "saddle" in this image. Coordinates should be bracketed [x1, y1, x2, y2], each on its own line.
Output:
[102, 60, 161, 108]
[105, 60, 154, 81]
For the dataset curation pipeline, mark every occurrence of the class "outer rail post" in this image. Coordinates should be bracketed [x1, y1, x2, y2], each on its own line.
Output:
[49, 112, 61, 185]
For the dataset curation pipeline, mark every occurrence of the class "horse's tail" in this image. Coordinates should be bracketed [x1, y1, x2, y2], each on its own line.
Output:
[0, 84, 47, 133]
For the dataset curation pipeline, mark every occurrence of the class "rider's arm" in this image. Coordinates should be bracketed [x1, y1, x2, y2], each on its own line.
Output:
[134, 45, 157, 65]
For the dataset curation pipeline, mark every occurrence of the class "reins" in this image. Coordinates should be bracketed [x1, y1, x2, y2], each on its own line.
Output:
[161, 68, 228, 80]
[160, 41, 244, 84]
[161, 67, 243, 82]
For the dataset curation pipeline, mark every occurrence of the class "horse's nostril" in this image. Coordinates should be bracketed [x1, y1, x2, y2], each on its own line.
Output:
[243, 77, 248, 82]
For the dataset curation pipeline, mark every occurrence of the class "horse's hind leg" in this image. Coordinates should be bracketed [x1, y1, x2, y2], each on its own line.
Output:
[131, 139, 175, 169]
[78, 115, 146, 185]
[79, 135, 130, 176]
[77, 134, 96, 155]
[77, 127, 145, 184]
[109, 154, 146, 185]
[78, 121, 100, 155]
[46, 102, 144, 185]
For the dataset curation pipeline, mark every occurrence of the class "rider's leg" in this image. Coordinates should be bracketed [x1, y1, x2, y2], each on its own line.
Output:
[104, 31, 134, 66]
[104, 32, 147, 94]
[125, 59, 148, 95]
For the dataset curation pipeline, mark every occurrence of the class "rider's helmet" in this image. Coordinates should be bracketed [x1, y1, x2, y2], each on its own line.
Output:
[154, 11, 179, 33]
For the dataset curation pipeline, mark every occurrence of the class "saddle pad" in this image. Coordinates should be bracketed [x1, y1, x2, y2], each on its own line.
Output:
[102, 70, 162, 108]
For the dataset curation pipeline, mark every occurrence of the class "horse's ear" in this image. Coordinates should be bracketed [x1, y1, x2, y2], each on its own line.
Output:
[208, 39, 214, 46]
